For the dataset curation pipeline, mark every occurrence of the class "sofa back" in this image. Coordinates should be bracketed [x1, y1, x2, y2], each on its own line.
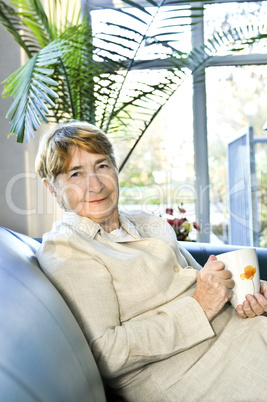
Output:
[0, 227, 106, 402]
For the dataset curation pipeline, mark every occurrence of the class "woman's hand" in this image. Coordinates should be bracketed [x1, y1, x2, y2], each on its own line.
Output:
[236, 280, 267, 318]
[193, 255, 235, 321]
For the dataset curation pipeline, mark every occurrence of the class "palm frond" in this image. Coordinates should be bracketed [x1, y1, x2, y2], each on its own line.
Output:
[1, 0, 267, 174]
[49, 22, 120, 123]
[14, 0, 52, 46]
[2, 39, 69, 142]
[113, 24, 267, 170]
[0, 0, 82, 55]
[0, 0, 42, 57]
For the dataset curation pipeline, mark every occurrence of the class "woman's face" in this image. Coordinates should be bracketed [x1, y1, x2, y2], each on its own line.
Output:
[53, 147, 119, 228]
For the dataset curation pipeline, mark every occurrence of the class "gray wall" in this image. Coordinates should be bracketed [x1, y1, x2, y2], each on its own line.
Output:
[0, 25, 61, 237]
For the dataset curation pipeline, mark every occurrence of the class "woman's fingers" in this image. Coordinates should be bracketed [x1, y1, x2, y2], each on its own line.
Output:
[202, 259, 234, 289]
[236, 293, 267, 318]
[194, 264, 234, 321]
[205, 255, 217, 264]
[260, 280, 267, 298]
[236, 304, 247, 318]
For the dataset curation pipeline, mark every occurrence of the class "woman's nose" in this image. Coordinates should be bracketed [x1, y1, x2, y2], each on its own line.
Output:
[87, 173, 104, 193]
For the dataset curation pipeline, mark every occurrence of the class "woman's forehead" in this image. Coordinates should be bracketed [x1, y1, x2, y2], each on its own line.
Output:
[67, 146, 108, 168]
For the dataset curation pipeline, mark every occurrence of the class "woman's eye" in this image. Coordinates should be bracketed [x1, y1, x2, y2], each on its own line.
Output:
[71, 172, 79, 178]
[99, 164, 109, 169]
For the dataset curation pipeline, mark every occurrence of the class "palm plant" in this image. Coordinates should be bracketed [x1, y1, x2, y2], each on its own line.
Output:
[1, 0, 267, 171]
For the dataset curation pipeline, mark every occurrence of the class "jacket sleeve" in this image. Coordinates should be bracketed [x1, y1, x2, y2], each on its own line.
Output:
[37, 238, 215, 380]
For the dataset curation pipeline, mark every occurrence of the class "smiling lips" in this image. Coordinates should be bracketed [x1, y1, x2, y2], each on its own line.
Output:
[86, 196, 108, 204]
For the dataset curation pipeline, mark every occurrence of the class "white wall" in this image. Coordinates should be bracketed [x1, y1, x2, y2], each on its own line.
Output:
[0, 25, 61, 238]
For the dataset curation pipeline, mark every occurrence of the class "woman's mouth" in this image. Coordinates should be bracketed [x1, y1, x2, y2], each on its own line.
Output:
[87, 196, 108, 204]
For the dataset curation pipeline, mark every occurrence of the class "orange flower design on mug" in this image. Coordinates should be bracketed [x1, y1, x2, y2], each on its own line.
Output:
[240, 265, 257, 293]
[240, 265, 256, 280]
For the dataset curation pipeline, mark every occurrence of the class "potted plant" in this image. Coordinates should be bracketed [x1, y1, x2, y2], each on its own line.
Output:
[1, 0, 266, 172]
[165, 205, 201, 241]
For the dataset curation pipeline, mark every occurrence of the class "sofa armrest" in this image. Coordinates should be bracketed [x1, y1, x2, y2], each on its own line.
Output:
[0, 227, 106, 402]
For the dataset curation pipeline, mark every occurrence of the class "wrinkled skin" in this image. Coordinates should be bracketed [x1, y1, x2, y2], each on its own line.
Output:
[193, 255, 267, 321]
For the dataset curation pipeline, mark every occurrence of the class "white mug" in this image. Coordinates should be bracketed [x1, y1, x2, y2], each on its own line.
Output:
[216, 248, 260, 309]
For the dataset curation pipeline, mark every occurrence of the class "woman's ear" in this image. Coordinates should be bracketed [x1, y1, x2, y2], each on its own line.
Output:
[42, 178, 62, 205]
[42, 178, 55, 195]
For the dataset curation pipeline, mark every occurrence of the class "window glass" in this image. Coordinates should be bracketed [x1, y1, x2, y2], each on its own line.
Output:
[117, 75, 194, 219]
[204, 1, 267, 55]
[206, 65, 267, 244]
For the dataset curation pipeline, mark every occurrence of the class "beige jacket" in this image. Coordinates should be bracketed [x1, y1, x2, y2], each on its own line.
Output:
[36, 210, 267, 402]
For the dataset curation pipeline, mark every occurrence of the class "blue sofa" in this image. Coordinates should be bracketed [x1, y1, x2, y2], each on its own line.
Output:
[1, 226, 266, 402]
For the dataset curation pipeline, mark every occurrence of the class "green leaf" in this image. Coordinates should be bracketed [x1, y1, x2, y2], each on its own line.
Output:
[144, 0, 158, 5]
[3, 39, 69, 142]
[106, 7, 148, 25]
[0, 0, 41, 57]
[120, 0, 152, 16]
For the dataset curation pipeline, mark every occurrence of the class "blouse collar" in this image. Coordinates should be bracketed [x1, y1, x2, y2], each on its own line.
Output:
[62, 210, 141, 241]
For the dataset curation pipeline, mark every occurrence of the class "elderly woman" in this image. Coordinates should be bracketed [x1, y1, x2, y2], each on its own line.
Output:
[36, 121, 267, 402]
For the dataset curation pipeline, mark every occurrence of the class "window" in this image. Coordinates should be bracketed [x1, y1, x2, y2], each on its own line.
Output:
[89, 1, 267, 245]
